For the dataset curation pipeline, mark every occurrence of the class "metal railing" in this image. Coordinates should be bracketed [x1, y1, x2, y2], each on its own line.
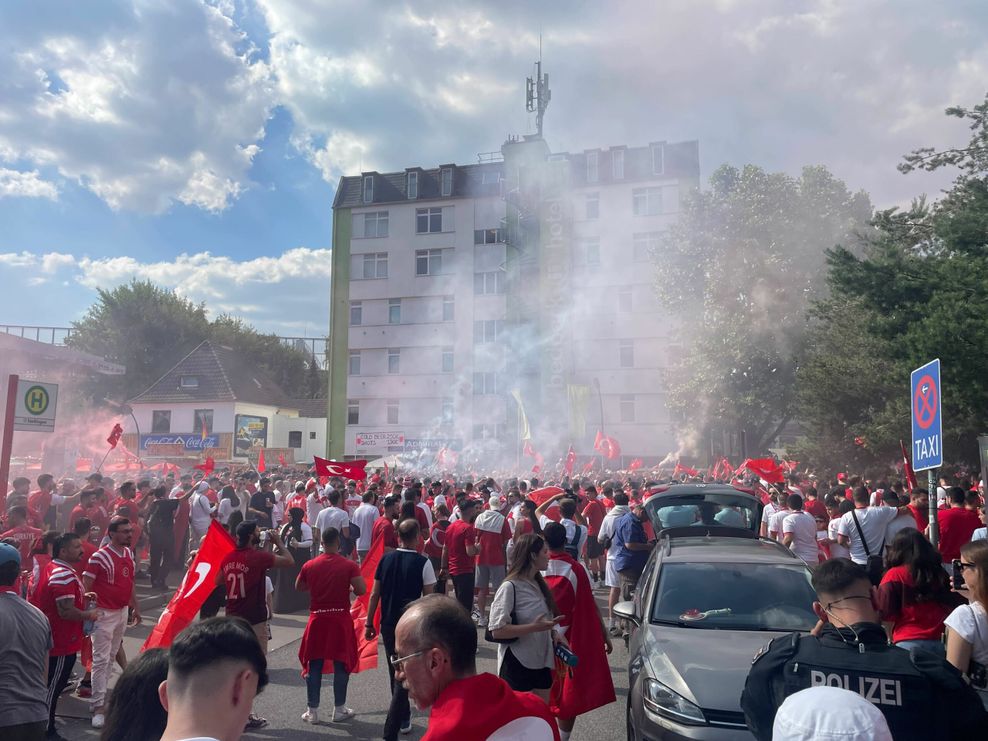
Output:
[0, 325, 75, 345]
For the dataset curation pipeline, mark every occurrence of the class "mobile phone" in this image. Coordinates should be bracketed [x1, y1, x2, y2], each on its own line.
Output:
[951, 559, 966, 591]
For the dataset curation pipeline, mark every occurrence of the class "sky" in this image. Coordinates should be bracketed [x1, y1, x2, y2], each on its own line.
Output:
[0, 0, 985, 337]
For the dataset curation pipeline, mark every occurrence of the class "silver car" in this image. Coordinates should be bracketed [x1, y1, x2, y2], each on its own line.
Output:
[616, 485, 817, 740]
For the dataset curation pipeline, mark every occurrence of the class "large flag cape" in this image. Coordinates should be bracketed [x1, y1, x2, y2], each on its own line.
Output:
[736, 457, 786, 484]
[544, 552, 616, 718]
[142, 521, 236, 650]
[351, 535, 384, 672]
[314, 456, 368, 481]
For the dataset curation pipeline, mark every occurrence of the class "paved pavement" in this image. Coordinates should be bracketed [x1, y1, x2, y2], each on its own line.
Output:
[55, 583, 629, 741]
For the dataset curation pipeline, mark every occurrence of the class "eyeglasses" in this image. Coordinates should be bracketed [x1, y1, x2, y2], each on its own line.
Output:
[959, 562, 977, 571]
[390, 649, 428, 670]
[825, 595, 872, 611]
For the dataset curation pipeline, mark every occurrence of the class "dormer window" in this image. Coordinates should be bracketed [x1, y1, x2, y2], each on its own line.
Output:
[180, 375, 199, 389]
[362, 175, 374, 203]
[407, 171, 418, 199]
[441, 167, 453, 197]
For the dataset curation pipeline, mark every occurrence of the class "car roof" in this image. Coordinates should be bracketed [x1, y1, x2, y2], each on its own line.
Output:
[658, 535, 802, 565]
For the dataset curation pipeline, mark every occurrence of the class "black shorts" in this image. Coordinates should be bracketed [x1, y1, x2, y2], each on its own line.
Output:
[586, 538, 604, 559]
[499, 646, 552, 692]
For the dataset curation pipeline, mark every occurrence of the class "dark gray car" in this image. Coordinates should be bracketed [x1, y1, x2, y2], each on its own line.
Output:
[616, 485, 817, 740]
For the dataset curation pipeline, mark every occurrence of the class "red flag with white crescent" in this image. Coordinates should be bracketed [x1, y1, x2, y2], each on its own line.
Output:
[351, 535, 384, 672]
[142, 521, 236, 650]
[899, 440, 918, 492]
[564, 446, 576, 475]
[313, 456, 367, 480]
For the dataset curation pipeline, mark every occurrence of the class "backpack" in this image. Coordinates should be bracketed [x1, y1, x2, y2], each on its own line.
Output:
[563, 523, 583, 560]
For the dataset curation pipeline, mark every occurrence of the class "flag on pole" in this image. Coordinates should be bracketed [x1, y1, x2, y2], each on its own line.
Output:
[313, 456, 367, 480]
[383, 458, 390, 480]
[593, 431, 621, 461]
[673, 460, 699, 478]
[629, 458, 643, 471]
[142, 521, 236, 650]
[257, 449, 266, 473]
[736, 458, 786, 484]
[509, 389, 532, 441]
[278, 453, 287, 467]
[899, 440, 918, 492]
[564, 445, 576, 475]
[106, 423, 123, 449]
[193, 457, 215, 476]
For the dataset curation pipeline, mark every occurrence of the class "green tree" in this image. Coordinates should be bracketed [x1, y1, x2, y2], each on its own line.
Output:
[654, 164, 873, 455]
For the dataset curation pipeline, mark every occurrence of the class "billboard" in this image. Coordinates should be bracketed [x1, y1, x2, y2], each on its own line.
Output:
[234, 414, 268, 457]
[140, 434, 219, 451]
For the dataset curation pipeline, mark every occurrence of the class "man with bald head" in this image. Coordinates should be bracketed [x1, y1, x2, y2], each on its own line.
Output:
[393, 594, 559, 740]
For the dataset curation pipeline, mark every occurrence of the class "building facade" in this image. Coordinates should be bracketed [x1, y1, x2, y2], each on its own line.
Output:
[327, 136, 699, 466]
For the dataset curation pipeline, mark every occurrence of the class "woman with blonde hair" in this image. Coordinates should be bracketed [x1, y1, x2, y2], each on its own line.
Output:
[946, 539, 988, 709]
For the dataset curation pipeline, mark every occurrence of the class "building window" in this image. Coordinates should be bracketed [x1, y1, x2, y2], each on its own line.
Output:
[651, 143, 665, 175]
[388, 348, 400, 374]
[362, 252, 388, 279]
[472, 423, 506, 440]
[474, 271, 504, 295]
[388, 299, 401, 324]
[417, 207, 443, 233]
[585, 192, 599, 219]
[482, 170, 500, 185]
[151, 410, 171, 433]
[407, 171, 418, 199]
[473, 319, 503, 344]
[633, 232, 660, 262]
[441, 398, 454, 424]
[386, 399, 399, 425]
[441, 346, 454, 373]
[363, 211, 389, 238]
[633, 187, 662, 216]
[415, 249, 444, 276]
[348, 350, 360, 375]
[586, 151, 599, 183]
[362, 175, 374, 203]
[619, 339, 634, 368]
[474, 228, 505, 245]
[442, 295, 455, 321]
[472, 372, 501, 395]
[574, 237, 601, 268]
[441, 167, 453, 197]
[350, 301, 362, 326]
[620, 394, 636, 423]
[347, 400, 359, 425]
[310, 431, 317, 439]
[612, 149, 625, 180]
[618, 286, 633, 313]
[180, 375, 199, 389]
[193, 409, 213, 434]
[288, 431, 302, 448]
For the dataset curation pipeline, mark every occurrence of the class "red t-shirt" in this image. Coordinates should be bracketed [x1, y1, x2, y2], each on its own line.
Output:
[937, 508, 981, 561]
[297, 553, 360, 610]
[112, 497, 140, 522]
[371, 516, 398, 551]
[445, 520, 476, 575]
[220, 547, 276, 625]
[908, 504, 929, 531]
[27, 489, 52, 529]
[414, 505, 430, 534]
[804, 498, 828, 522]
[0, 524, 41, 569]
[425, 521, 449, 559]
[477, 520, 512, 566]
[38, 559, 85, 655]
[582, 500, 606, 536]
[70, 504, 109, 538]
[877, 564, 952, 642]
[514, 518, 534, 538]
[83, 545, 135, 610]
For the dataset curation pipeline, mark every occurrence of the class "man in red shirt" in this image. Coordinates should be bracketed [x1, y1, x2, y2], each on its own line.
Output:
[907, 488, 930, 532]
[938, 487, 982, 562]
[473, 494, 512, 627]
[0, 505, 42, 573]
[371, 495, 401, 555]
[440, 498, 479, 616]
[37, 532, 99, 739]
[70, 490, 109, 541]
[217, 521, 294, 730]
[582, 485, 607, 586]
[82, 517, 140, 728]
[28, 473, 82, 530]
[295, 526, 366, 723]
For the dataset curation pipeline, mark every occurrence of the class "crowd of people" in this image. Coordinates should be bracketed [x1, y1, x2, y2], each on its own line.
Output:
[0, 463, 987, 740]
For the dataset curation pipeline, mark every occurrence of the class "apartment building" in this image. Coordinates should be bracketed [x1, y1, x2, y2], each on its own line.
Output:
[327, 135, 699, 465]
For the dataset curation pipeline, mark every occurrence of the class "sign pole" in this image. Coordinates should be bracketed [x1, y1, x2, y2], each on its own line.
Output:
[928, 468, 939, 548]
[0, 375, 19, 500]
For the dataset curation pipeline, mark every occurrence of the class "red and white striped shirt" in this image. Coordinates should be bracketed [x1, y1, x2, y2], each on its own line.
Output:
[83, 544, 134, 610]
[38, 559, 85, 655]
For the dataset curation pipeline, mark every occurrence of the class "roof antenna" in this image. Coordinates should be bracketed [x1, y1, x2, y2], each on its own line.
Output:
[526, 33, 551, 138]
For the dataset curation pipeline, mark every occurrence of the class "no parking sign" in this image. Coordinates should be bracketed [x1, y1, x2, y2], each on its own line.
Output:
[910, 359, 942, 471]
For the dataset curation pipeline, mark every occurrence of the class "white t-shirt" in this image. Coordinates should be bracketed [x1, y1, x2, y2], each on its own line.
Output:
[782, 511, 819, 564]
[217, 498, 236, 525]
[945, 602, 988, 688]
[417, 501, 434, 528]
[973, 527, 987, 542]
[189, 492, 213, 531]
[598, 506, 630, 561]
[314, 506, 350, 551]
[352, 503, 379, 551]
[837, 507, 900, 564]
[768, 508, 791, 540]
[885, 512, 916, 543]
[761, 502, 779, 531]
[272, 489, 285, 525]
[306, 492, 324, 524]
[827, 518, 850, 559]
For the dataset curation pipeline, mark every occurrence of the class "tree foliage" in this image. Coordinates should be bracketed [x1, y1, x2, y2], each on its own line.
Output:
[67, 280, 325, 403]
[655, 164, 873, 454]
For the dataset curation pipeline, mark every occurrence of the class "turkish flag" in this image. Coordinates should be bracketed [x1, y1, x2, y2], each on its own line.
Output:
[582, 459, 595, 474]
[673, 460, 699, 478]
[142, 521, 236, 650]
[738, 458, 786, 484]
[193, 457, 215, 475]
[529, 486, 564, 507]
[257, 449, 266, 473]
[593, 431, 621, 461]
[629, 458, 643, 471]
[899, 440, 918, 492]
[351, 535, 384, 672]
[313, 456, 368, 481]
[278, 453, 287, 467]
[522, 441, 544, 472]
[564, 446, 576, 475]
[106, 423, 123, 449]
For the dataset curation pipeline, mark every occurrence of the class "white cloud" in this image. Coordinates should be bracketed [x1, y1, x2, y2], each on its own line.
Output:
[0, 167, 58, 199]
[0, 247, 331, 335]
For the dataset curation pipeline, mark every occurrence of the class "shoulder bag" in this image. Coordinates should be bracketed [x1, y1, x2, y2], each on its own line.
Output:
[850, 509, 885, 585]
[485, 580, 518, 645]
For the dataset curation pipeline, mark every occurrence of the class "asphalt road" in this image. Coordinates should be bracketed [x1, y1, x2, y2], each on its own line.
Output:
[55, 588, 630, 741]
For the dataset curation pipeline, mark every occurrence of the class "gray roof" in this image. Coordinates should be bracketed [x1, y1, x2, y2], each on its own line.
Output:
[290, 398, 329, 418]
[129, 340, 295, 408]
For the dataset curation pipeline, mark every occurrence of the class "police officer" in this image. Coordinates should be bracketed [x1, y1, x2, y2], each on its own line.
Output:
[741, 559, 987, 740]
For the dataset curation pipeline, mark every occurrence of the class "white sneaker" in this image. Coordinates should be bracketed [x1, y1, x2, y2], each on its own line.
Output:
[92, 713, 105, 729]
[332, 706, 354, 722]
[301, 708, 319, 724]
[400, 719, 413, 734]
[477, 615, 489, 628]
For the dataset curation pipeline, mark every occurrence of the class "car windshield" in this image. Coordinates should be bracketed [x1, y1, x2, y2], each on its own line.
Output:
[653, 500, 758, 531]
[650, 562, 817, 631]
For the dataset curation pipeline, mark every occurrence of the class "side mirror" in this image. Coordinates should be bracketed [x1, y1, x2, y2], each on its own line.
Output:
[614, 600, 640, 625]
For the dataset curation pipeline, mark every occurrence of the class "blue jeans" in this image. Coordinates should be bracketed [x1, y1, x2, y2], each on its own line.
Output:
[895, 639, 945, 657]
[306, 660, 350, 708]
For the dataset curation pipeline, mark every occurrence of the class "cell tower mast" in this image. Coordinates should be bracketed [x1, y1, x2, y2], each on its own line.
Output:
[526, 38, 551, 137]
